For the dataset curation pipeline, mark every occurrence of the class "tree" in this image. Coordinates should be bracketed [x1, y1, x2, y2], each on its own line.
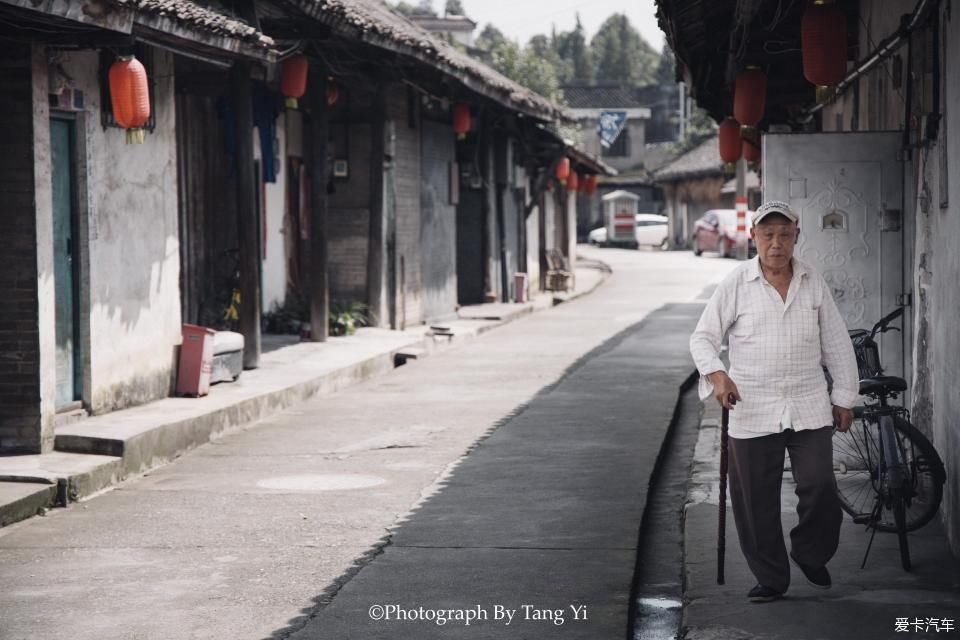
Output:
[476, 24, 509, 52]
[528, 34, 567, 86]
[392, 0, 436, 17]
[514, 48, 562, 102]
[590, 14, 658, 87]
[444, 0, 465, 15]
[655, 44, 676, 86]
[472, 27, 563, 102]
[555, 15, 592, 85]
[675, 104, 717, 153]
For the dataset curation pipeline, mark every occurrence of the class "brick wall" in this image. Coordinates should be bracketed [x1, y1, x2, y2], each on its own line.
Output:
[0, 45, 42, 453]
[387, 85, 422, 327]
[328, 122, 372, 303]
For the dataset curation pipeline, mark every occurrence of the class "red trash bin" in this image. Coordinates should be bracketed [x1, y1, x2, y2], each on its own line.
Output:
[176, 324, 215, 397]
[513, 272, 528, 303]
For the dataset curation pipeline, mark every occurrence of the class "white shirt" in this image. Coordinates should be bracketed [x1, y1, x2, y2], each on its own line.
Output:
[689, 255, 859, 439]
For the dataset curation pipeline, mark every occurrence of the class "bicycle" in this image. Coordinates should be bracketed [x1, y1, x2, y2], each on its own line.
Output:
[219, 248, 241, 332]
[831, 307, 946, 571]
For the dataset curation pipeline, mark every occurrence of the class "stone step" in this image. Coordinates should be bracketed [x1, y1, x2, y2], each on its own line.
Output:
[0, 482, 58, 528]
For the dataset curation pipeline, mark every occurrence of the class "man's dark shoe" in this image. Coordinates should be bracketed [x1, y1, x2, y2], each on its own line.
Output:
[747, 584, 784, 603]
[790, 553, 831, 589]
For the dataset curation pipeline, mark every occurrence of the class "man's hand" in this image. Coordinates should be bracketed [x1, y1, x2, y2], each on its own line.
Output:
[707, 371, 741, 410]
[833, 405, 854, 432]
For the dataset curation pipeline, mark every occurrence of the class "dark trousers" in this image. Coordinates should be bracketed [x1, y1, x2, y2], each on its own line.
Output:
[728, 425, 842, 592]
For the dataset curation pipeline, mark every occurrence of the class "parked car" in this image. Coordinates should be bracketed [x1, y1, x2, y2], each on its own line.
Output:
[587, 225, 608, 246]
[588, 214, 669, 249]
[692, 209, 757, 258]
[635, 213, 669, 249]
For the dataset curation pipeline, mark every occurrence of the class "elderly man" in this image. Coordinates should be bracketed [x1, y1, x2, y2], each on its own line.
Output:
[689, 201, 859, 603]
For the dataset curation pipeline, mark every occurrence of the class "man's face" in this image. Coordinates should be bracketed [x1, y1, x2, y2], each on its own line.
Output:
[749, 215, 799, 271]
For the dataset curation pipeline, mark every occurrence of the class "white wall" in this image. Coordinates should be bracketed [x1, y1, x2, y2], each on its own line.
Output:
[525, 179, 540, 295]
[32, 46, 56, 450]
[824, 0, 960, 556]
[57, 48, 182, 414]
[256, 112, 288, 314]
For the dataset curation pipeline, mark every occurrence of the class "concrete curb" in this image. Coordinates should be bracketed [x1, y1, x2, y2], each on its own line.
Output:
[0, 483, 58, 528]
[0, 260, 612, 529]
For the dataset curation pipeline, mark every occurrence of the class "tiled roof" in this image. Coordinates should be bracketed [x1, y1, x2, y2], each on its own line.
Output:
[293, 0, 570, 122]
[114, 0, 274, 48]
[561, 85, 646, 109]
[652, 134, 723, 181]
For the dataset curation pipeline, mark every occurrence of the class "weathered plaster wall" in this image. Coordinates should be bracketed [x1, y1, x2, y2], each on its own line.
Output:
[525, 179, 540, 295]
[419, 118, 457, 323]
[388, 85, 423, 327]
[59, 48, 182, 413]
[257, 112, 287, 314]
[500, 139, 521, 301]
[918, 3, 960, 557]
[33, 46, 56, 450]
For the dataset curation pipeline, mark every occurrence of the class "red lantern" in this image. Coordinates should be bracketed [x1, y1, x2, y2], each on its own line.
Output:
[719, 117, 742, 164]
[108, 55, 150, 144]
[801, 2, 847, 88]
[734, 67, 767, 127]
[743, 136, 761, 163]
[326, 78, 339, 106]
[452, 103, 471, 139]
[584, 174, 598, 196]
[554, 157, 570, 183]
[281, 54, 308, 109]
[567, 172, 579, 192]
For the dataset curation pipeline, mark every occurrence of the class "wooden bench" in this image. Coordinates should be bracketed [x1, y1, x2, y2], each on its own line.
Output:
[545, 249, 572, 292]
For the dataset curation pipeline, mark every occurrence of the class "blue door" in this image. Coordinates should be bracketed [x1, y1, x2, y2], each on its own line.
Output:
[51, 117, 81, 409]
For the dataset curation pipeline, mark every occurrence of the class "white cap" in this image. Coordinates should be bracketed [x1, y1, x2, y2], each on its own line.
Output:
[752, 200, 799, 225]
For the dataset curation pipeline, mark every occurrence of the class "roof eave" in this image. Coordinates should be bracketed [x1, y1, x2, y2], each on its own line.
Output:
[653, 168, 724, 183]
[132, 14, 276, 62]
[293, 1, 569, 123]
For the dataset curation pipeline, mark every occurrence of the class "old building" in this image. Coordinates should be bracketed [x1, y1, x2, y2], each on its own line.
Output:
[0, 0, 604, 455]
[562, 84, 676, 238]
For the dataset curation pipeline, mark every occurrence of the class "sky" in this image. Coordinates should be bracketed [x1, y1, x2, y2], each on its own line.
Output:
[429, 0, 666, 51]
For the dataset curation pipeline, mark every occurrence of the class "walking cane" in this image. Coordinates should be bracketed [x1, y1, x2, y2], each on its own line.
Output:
[717, 393, 736, 585]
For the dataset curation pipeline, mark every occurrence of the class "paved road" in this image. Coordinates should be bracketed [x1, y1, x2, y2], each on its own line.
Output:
[0, 247, 737, 640]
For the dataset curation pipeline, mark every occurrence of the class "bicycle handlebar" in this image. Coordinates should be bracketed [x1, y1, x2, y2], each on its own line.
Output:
[871, 307, 904, 338]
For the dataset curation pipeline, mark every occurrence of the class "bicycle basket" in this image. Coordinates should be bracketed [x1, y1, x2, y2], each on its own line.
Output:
[850, 332, 882, 378]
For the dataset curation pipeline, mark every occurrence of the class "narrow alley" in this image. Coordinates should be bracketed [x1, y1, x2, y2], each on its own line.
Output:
[0, 248, 734, 640]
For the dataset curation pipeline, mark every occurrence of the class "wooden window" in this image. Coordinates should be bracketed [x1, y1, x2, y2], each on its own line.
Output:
[602, 127, 630, 157]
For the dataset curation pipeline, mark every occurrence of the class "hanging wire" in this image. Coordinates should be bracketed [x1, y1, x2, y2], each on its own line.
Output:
[275, 40, 306, 60]
[859, 7, 906, 107]
[762, 40, 801, 54]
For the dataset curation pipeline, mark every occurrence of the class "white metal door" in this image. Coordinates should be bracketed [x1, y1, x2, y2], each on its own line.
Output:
[763, 132, 906, 379]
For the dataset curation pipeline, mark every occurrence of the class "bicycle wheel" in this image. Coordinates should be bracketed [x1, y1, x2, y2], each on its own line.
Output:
[833, 416, 945, 532]
[891, 487, 912, 571]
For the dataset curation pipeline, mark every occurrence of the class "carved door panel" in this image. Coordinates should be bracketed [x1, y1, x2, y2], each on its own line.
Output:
[763, 132, 905, 379]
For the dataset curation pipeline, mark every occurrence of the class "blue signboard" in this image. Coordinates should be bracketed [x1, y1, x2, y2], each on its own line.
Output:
[597, 111, 628, 148]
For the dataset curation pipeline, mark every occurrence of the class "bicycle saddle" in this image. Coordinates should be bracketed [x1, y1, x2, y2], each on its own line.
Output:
[859, 376, 907, 395]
